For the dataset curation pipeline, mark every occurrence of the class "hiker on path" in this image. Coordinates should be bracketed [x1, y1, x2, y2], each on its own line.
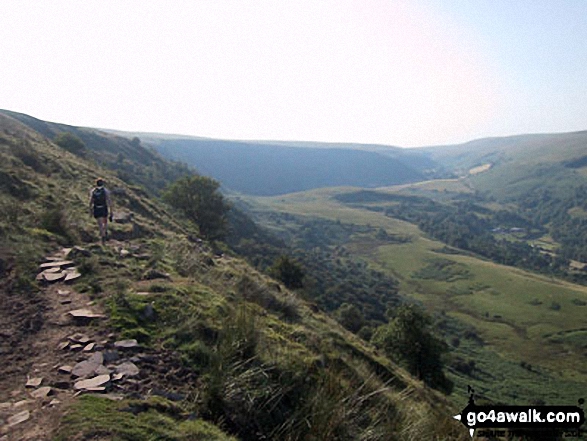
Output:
[89, 178, 113, 244]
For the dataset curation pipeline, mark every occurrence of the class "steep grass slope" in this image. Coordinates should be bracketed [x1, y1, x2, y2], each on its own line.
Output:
[0, 112, 467, 440]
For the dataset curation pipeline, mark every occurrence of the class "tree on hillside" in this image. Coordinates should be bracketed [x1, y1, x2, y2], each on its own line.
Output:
[271, 255, 304, 289]
[163, 175, 229, 239]
[335, 302, 365, 333]
[372, 304, 452, 393]
[54, 132, 86, 156]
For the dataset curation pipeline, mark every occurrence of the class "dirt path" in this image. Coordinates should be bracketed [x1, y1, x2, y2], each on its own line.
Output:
[0, 247, 112, 440]
[0, 242, 199, 440]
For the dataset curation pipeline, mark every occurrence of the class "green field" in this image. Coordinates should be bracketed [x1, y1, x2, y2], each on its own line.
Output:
[242, 187, 587, 405]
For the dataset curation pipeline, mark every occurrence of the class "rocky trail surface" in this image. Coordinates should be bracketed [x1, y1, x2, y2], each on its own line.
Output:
[0, 244, 192, 440]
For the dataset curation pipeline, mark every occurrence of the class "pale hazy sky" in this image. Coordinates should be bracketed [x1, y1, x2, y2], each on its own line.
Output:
[1, 1, 586, 147]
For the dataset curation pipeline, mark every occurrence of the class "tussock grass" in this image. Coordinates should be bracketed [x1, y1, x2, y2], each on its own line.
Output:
[56, 395, 237, 441]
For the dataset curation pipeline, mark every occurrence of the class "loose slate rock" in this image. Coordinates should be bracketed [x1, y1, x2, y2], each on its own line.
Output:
[115, 362, 139, 377]
[83, 343, 95, 352]
[57, 289, 71, 296]
[30, 387, 52, 399]
[7, 410, 30, 427]
[114, 339, 139, 350]
[69, 333, 91, 344]
[58, 365, 72, 375]
[74, 374, 110, 391]
[43, 272, 66, 283]
[84, 387, 106, 393]
[72, 352, 104, 378]
[43, 267, 61, 274]
[13, 400, 32, 408]
[39, 260, 74, 269]
[26, 377, 43, 388]
[64, 270, 82, 283]
[68, 309, 105, 321]
[95, 365, 112, 376]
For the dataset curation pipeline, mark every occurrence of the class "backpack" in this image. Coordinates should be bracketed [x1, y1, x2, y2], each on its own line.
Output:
[92, 187, 107, 207]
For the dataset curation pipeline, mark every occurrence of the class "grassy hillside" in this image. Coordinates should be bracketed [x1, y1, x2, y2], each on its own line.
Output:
[423, 131, 587, 198]
[241, 187, 587, 410]
[0, 112, 468, 440]
[1, 109, 192, 196]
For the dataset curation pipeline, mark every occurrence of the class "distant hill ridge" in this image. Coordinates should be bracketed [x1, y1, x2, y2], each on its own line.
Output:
[153, 138, 434, 195]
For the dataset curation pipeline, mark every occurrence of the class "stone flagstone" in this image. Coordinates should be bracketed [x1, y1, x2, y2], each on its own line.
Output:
[25, 377, 43, 388]
[42, 267, 61, 274]
[7, 410, 30, 427]
[64, 270, 82, 283]
[58, 365, 73, 374]
[39, 260, 74, 269]
[72, 352, 104, 378]
[41, 271, 66, 283]
[74, 374, 110, 391]
[114, 339, 139, 349]
[30, 387, 52, 399]
[68, 333, 91, 344]
[115, 361, 139, 377]
[68, 309, 105, 320]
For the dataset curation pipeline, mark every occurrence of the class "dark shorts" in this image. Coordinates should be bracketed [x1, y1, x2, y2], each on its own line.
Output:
[93, 205, 108, 219]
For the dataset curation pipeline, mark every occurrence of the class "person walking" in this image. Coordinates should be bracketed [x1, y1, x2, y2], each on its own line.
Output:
[89, 178, 113, 244]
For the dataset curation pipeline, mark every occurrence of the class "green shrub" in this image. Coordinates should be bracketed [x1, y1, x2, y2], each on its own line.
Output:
[163, 175, 229, 240]
[270, 255, 304, 289]
[372, 304, 453, 394]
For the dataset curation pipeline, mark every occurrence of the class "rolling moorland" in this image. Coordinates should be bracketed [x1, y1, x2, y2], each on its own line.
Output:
[0, 110, 471, 441]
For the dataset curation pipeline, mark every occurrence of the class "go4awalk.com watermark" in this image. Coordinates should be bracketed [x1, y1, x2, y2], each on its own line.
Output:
[453, 387, 585, 438]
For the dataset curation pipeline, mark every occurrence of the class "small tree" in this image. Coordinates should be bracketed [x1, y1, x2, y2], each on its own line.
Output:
[335, 303, 365, 333]
[54, 132, 86, 156]
[372, 304, 452, 393]
[271, 255, 304, 289]
[163, 175, 229, 239]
